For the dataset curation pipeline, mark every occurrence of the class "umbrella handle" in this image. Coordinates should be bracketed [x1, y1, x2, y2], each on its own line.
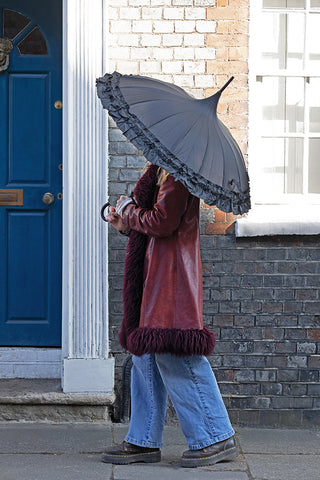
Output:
[100, 201, 111, 222]
[100, 193, 136, 222]
[218, 76, 234, 95]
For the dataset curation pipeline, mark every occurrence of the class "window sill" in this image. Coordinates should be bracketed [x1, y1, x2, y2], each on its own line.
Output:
[236, 205, 320, 237]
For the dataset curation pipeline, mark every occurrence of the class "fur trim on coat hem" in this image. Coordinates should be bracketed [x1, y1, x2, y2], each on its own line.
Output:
[125, 327, 216, 357]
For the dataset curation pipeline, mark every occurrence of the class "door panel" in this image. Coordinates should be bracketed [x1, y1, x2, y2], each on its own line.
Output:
[0, 0, 62, 346]
[9, 74, 49, 182]
[8, 211, 48, 320]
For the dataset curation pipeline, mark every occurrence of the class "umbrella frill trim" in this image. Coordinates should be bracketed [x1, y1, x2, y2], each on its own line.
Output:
[125, 327, 216, 357]
[96, 72, 251, 215]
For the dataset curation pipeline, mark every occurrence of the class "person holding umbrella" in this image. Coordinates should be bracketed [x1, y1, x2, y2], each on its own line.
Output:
[101, 164, 237, 468]
[97, 72, 250, 468]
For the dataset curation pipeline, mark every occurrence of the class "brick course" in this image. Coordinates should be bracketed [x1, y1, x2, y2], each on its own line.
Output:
[106, 1, 320, 426]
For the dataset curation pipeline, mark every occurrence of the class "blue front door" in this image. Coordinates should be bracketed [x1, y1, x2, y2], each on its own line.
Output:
[0, 0, 62, 346]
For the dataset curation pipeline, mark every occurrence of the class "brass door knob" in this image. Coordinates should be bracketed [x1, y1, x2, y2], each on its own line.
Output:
[42, 192, 55, 205]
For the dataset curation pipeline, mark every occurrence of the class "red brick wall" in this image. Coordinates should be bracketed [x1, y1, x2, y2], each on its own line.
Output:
[204, 0, 249, 234]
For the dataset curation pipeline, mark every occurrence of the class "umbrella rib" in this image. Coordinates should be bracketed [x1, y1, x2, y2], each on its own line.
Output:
[208, 120, 225, 184]
[170, 116, 202, 148]
[128, 96, 189, 108]
[198, 123, 210, 177]
[214, 120, 243, 192]
[129, 98, 176, 107]
[218, 121, 243, 185]
[147, 110, 196, 129]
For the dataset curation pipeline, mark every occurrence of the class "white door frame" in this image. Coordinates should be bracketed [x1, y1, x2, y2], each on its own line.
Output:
[0, 0, 114, 393]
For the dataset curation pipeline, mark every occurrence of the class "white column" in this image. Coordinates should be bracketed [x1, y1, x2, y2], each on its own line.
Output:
[62, 0, 114, 393]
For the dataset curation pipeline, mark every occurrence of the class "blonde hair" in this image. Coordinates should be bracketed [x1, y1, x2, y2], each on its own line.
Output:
[143, 161, 170, 186]
[157, 167, 170, 186]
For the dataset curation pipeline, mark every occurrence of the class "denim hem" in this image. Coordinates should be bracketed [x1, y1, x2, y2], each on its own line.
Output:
[124, 434, 163, 449]
[187, 429, 235, 450]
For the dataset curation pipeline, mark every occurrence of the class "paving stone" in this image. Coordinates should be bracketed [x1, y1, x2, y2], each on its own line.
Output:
[238, 427, 320, 454]
[113, 465, 249, 480]
[0, 424, 112, 454]
[0, 454, 112, 480]
[245, 454, 320, 480]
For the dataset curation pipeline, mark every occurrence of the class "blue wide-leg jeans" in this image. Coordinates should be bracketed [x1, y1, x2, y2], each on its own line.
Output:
[125, 353, 235, 450]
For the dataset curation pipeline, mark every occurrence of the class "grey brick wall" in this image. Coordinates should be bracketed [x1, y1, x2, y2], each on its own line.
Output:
[107, 121, 320, 426]
[200, 234, 320, 427]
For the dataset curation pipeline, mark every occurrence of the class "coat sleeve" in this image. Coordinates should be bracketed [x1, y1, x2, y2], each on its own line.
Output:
[122, 176, 190, 238]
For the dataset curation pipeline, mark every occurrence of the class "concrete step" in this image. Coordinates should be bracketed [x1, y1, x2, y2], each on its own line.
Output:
[0, 379, 115, 423]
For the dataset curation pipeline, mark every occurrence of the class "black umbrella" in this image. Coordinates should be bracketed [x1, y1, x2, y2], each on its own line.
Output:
[96, 71, 250, 214]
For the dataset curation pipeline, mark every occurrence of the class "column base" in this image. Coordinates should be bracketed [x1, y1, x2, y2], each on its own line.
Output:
[62, 358, 114, 394]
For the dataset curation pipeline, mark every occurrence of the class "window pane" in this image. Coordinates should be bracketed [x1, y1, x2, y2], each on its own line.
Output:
[261, 77, 304, 134]
[259, 138, 286, 196]
[262, 77, 286, 134]
[286, 77, 304, 133]
[311, 0, 320, 8]
[286, 13, 305, 69]
[309, 139, 320, 193]
[285, 138, 304, 193]
[308, 14, 320, 69]
[263, 0, 305, 8]
[259, 137, 303, 195]
[309, 78, 320, 133]
[261, 13, 305, 70]
[3, 8, 30, 40]
[17, 27, 48, 55]
[261, 14, 286, 69]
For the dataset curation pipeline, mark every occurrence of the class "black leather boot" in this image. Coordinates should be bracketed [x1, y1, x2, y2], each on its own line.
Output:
[181, 436, 238, 468]
[102, 441, 161, 465]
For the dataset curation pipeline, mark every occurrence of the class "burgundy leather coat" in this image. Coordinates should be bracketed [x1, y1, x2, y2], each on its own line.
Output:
[121, 172, 215, 356]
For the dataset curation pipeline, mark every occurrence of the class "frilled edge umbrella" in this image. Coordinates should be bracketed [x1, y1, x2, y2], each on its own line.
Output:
[96, 71, 250, 215]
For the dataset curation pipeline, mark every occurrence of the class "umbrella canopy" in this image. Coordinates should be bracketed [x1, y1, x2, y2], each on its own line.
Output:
[96, 71, 250, 214]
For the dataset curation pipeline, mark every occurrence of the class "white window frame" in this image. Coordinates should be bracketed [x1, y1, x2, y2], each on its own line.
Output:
[237, 0, 320, 236]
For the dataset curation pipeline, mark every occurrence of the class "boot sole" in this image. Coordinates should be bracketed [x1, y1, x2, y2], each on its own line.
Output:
[101, 450, 161, 465]
[181, 446, 239, 468]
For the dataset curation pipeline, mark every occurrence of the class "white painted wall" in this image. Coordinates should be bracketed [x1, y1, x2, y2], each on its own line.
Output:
[0, 348, 61, 378]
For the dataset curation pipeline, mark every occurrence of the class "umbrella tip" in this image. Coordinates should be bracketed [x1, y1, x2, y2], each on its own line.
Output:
[218, 76, 234, 95]
[205, 76, 234, 106]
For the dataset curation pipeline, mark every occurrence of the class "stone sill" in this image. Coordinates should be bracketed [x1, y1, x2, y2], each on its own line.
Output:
[0, 379, 115, 406]
[236, 205, 320, 237]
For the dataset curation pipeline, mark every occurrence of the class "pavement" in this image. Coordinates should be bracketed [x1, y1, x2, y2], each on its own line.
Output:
[0, 422, 319, 480]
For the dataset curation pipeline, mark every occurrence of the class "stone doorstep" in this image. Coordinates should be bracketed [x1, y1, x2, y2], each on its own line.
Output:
[0, 379, 115, 423]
